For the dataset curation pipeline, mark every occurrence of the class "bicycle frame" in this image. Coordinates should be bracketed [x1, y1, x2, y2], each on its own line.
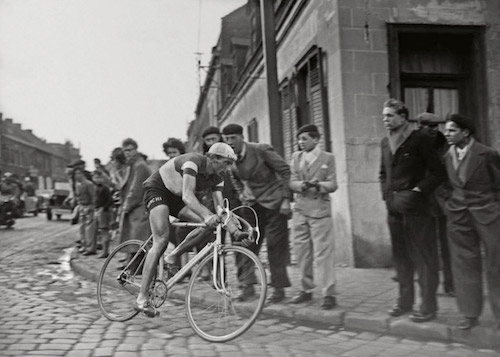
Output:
[116, 202, 258, 297]
[162, 223, 227, 295]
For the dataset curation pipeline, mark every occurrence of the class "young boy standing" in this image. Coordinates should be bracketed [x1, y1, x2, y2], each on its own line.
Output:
[289, 124, 338, 310]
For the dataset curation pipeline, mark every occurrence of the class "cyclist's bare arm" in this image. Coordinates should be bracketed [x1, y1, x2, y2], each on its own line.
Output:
[182, 174, 214, 223]
[212, 190, 224, 212]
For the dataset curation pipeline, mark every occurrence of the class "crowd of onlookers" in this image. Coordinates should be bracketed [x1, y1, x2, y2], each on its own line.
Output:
[45, 97, 500, 330]
[0, 172, 38, 219]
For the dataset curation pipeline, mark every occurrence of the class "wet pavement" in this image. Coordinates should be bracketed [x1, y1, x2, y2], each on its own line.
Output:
[0, 215, 499, 356]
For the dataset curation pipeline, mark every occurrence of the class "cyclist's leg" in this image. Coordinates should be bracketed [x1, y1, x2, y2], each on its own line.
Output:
[165, 207, 208, 263]
[136, 204, 170, 307]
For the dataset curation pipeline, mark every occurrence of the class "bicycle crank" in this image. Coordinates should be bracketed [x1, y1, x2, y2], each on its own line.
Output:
[149, 280, 168, 308]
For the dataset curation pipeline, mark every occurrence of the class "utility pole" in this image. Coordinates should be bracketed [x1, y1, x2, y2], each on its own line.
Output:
[260, 0, 283, 156]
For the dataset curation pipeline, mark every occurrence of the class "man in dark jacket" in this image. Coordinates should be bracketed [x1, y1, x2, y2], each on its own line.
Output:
[223, 123, 292, 304]
[120, 138, 152, 252]
[443, 114, 500, 330]
[418, 112, 454, 296]
[379, 99, 446, 322]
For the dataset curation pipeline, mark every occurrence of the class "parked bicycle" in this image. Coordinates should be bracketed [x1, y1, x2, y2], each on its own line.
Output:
[96, 202, 267, 342]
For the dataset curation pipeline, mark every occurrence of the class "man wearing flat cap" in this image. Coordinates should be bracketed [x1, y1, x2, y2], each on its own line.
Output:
[417, 112, 454, 297]
[222, 123, 292, 304]
[443, 114, 500, 330]
[289, 124, 338, 310]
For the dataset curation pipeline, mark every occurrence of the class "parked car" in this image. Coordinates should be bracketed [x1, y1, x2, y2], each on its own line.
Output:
[46, 182, 73, 220]
[35, 189, 53, 213]
[23, 196, 40, 216]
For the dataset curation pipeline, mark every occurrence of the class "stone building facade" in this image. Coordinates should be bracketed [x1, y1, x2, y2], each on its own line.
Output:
[0, 113, 81, 189]
[189, 0, 500, 267]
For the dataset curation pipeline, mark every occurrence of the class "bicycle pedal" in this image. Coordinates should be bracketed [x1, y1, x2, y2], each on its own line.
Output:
[143, 308, 160, 318]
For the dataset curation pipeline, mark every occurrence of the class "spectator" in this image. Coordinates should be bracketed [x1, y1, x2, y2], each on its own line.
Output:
[93, 170, 113, 259]
[120, 138, 152, 261]
[23, 177, 36, 197]
[202, 126, 222, 153]
[289, 124, 338, 310]
[379, 99, 446, 323]
[222, 123, 292, 304]
[94, 158, 110, 176]
[108, 147, 129, 242]
[163, 138, 186, 159]
[74, 167, 97, 256]
[443, 114, 500, 330]
[202, 126, 241, 209]
[417, 112, 454, 296]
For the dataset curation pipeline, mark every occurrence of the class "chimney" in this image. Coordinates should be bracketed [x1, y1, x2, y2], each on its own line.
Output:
[5, 118, 13, 124]
[26, 129, 33, 134]
[15, 123, 22, 130]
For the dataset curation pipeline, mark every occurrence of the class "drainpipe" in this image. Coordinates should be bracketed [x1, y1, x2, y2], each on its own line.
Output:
[260, 0, 283, 156]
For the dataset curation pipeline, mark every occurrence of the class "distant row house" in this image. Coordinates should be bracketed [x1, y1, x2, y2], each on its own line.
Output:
[187, 0, 500, 268]
[0, 113, 81, 190]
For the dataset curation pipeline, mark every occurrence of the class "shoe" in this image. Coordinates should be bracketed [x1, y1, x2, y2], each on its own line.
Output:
[321, 296, 337, 310]
[83, 251, 96, 256]
[388, 304, 412, 317]
[133, 301, 159, 318]
[98, 253, 109, 259]
[236, 285, 255, 302]
[266, 288, 285, 304]
[458, 317, 478, 330]
[78, 247, 86, 253]
[444, 287, 455, 297]
[410, 311, 436, 323]
[289, 291, 312, 304]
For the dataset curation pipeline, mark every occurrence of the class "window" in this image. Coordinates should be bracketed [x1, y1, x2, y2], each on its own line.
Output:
[247, 118, 258, 143]
[388, 25, 487, 140]
[294, 46, 330, 151]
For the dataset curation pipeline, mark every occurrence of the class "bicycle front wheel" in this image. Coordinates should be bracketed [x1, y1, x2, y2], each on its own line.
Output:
[97, 239, 149, 322]
[186, 245, 267, 342]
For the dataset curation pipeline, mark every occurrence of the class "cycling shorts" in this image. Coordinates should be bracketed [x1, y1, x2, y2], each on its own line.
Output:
[143, 171, 184, 217]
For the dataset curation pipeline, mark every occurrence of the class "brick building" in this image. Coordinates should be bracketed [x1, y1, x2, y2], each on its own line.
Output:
[0, 113, 81, 189]
[188, 0, 500, 267]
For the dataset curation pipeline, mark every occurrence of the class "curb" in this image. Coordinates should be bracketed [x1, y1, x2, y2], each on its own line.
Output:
[69, 249, 500, 350]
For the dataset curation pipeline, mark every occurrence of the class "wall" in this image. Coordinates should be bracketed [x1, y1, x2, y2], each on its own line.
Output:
[219, 66, 271, 143]
[337, 0, 498, 266]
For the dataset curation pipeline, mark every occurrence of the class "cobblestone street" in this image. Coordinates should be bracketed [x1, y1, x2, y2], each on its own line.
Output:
[0, 215, 499, 357]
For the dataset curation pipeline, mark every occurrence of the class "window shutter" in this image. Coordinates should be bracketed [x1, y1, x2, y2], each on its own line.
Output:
[281, 82, 293, 162]
[309, 53, 326, 150]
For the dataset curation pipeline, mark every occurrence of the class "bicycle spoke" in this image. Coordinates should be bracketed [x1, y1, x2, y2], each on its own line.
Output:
[97, 240, 149, 322]
[185, 246, 267, 342]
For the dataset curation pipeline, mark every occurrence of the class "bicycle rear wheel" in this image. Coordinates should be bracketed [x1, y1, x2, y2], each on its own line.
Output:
[186, 245, 267, 342]
[97, 239, 149, 321]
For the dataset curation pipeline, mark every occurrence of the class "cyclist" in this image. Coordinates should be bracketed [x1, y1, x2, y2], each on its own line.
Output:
[135, 142, 237, 316]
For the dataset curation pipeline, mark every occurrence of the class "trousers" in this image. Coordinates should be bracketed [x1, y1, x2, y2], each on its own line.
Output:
[388, 212, 439, 314]
[292, 211, 336, 296]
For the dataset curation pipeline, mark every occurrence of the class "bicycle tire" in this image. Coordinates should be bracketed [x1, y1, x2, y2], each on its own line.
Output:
[96, 239, 149, 322]
[185, 245, 267, 342]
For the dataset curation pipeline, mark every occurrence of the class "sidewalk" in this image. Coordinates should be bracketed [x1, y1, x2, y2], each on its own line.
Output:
[70, 244, 500, 350]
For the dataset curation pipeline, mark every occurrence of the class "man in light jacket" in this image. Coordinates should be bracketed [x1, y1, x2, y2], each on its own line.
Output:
[289, 124, 338, 310]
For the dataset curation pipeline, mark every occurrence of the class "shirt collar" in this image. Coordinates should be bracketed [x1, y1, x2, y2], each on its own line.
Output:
[237, 142, 247, 162]
[304, 144, 321, 159]
[455, 138, 474, 160]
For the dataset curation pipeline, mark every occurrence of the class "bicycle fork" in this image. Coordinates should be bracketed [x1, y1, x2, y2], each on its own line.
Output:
[212, 225, 230, 296]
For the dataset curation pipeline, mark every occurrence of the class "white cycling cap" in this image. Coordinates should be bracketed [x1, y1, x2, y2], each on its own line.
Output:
[208, 142, 237, 161]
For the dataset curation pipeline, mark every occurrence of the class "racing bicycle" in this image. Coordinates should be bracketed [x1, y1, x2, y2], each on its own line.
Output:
[96, 201, 267, 342]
